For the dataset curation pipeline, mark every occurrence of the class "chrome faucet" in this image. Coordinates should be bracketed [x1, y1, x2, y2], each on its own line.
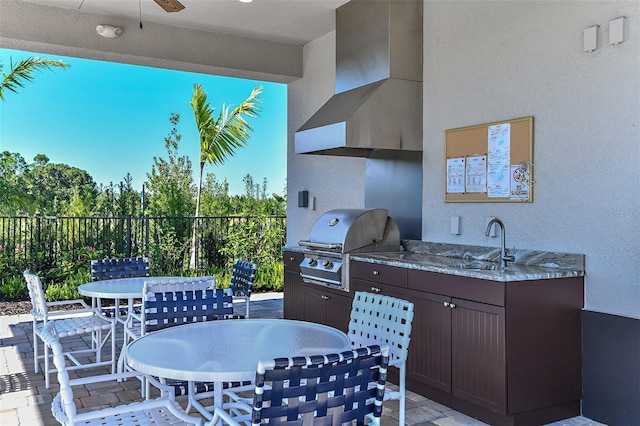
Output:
[485, 218, 515, 267]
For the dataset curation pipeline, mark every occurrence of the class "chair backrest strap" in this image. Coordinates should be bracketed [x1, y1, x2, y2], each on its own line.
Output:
[252, 344, 389, 426]
[23, 270, 48, 321]
[230, 259, 257, 297]
[349, 291, 415, 366]
[90, 257, 150, 281]
[144, 287, 232, 332]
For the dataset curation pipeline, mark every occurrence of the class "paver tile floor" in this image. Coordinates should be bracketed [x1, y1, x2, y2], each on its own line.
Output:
[0, 292, 605, 425]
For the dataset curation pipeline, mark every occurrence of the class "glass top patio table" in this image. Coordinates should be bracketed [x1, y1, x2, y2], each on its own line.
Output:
[78, 276, 191, 300]
[125, 318, 350, 418]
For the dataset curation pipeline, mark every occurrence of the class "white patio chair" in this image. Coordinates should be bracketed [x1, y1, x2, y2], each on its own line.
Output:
[40, 320, 203, 426]
[119, 277, 247, 415]
[23, 270, 116, 389]
[223, 259, 256, 318]
[349, 291, 414, 426]
[120, 276, 217, 349]
[204, 344, 390, 426]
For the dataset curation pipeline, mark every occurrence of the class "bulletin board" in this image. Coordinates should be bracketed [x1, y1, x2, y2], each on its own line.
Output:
[444, 116, 534, 203]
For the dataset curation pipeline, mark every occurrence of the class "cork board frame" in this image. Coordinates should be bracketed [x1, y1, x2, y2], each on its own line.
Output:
[445, 116, 534, 203]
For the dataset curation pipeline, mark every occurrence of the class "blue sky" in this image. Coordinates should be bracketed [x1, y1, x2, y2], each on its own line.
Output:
[0, 48, 287, 196]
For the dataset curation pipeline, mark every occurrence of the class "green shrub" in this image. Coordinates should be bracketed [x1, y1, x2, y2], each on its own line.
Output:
[1, 275, 27, 299]
[44, 270, 90, 301]
[254, 261, 283, 292]
[211, 260, 282, 292]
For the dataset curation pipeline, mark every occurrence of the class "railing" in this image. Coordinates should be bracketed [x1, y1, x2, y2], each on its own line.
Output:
[0, 215, 286, 274]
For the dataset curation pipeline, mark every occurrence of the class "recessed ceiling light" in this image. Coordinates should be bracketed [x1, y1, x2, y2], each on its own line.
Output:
[238, 0, 253, 3]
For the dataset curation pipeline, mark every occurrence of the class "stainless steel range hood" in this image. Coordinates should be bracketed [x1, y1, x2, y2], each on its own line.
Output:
[295, 0, 423, 157]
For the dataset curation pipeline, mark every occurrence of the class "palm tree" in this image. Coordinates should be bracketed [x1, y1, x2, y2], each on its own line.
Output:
[0, 56, 70, 102]
[189, 83, 262, 269]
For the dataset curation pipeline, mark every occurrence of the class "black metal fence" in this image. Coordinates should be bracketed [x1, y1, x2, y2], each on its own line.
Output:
[0, 215, 286, 274]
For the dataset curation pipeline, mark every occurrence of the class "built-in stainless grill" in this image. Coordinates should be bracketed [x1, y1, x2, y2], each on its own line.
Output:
[298, 208, 400, 291]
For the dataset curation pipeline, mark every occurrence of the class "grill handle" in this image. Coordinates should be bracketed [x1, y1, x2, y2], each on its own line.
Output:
[300, 273, 342, 287]
[298, 240, 343, 251]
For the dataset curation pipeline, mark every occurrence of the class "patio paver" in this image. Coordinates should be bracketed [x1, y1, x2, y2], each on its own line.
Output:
[0, 293, 605, 426]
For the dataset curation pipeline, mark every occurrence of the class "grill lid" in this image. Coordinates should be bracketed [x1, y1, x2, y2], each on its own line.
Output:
[299, 208, 392, 253]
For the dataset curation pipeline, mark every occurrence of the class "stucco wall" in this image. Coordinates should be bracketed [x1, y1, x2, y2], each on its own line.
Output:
[422, 0, 640, 319]
[287, 1, 640, 319]
[286, 32, 366, 245]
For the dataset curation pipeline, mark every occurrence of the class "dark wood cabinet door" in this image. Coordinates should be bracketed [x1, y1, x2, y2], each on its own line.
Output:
[324, 290, 352, 333]
[283, 251, 305, 321]
[284, 270, 305, 320]
[303, 286, 327, 325]
[303, 285, 352, 333]
[451, 298, 506, 414]
[406, 290, 452, 393]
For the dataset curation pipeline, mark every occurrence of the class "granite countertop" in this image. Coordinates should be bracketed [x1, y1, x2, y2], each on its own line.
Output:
[349, 251, 584, 282]
[285, 241, 585, 282]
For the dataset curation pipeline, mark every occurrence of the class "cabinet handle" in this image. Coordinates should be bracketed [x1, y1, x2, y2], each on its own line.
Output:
[289, 256, 295, 261]
[443, 302, 450, 307]
[449, 303, 456, 309]
[372, 270, 380, 275]
[321, 295, 329, 300]
[371, 287, 381, 293]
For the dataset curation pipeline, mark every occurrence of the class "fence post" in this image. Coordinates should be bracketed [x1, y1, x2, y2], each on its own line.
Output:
[145, 215, 150, 257]
[126, 214, 132, 258]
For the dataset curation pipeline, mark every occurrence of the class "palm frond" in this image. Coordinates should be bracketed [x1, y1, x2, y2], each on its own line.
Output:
[196, 85, 262, 167]
[206, 86, 262, 166]
[190, 83, 215, 164]
[0, 56, 70, 102]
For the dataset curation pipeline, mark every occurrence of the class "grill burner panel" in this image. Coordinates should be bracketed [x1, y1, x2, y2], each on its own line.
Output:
[298, 209, 400, 291]
[299, 252, 343, 287]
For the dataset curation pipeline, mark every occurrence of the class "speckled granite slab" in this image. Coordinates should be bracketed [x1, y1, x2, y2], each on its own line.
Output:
[284, 241, 585, 282]
[401, 240, 585, 270]
[348, 240, 585, 282]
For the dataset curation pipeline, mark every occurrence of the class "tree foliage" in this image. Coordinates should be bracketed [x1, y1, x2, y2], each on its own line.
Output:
[189, 84, 262, 268]
[145, 113, 195, 217]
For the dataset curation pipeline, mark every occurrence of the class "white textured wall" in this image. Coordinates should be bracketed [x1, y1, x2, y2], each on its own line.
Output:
[286, 32, 365, 245]
[423, 1, 640, 318]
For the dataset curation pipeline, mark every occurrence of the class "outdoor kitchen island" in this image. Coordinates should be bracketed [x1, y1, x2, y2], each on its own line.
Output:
[282, 242, 585, 426]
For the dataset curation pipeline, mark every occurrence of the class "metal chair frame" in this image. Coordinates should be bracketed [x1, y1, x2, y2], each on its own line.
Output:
[348, 291, 414, 426]
[226, 259, 257, 318]
[41, 321, 203, 426]
[205, 344, 390, 426]
[23, 270, 117, 389]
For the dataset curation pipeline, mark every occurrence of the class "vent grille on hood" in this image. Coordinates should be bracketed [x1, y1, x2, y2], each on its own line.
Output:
[295, 0, 423, 157]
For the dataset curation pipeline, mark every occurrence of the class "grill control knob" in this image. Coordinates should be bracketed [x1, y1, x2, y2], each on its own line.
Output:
[308, 259, 318, 267]
[322, 260, 333, 269]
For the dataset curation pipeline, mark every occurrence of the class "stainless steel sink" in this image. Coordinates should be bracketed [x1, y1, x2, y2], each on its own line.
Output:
[450, 263, 502, 271]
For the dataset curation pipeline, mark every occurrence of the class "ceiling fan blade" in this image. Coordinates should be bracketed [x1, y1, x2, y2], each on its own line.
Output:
[153, 0, 185, 13]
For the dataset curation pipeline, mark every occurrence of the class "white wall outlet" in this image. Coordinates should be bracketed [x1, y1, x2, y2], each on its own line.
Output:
[450, 216, 460, 235]
[308, 196, 316, 210]
[485, 217, 498, 237]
